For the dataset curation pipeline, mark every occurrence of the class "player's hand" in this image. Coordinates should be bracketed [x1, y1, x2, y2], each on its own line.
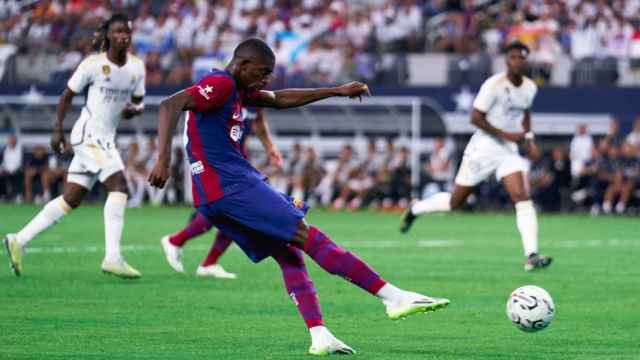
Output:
[148, 161, 170, 189]
[122, 103, 142, 120]
[50, 128, 68, 155]
[502, 131, 525, 144]
[335, 82, 372, 101]
[269, 147, 284, 169]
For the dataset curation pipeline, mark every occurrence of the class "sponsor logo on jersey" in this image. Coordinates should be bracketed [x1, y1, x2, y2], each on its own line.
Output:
[229, 125, 243, 142]
[198, 85, 214, 100]
[191, 161, 205, 175]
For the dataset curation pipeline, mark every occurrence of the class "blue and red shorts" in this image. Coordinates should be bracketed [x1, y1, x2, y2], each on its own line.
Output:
[197, 180, 309, 262]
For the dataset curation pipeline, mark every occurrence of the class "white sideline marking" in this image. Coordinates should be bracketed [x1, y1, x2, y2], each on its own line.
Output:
[417, 240, 465, 248]
[12, 238, 638, 255]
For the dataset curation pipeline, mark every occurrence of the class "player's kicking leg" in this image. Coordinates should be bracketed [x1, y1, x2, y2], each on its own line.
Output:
[100, 172, 141, 279]
[3, 183, 83, 276]
[400, 185, 474, 233]
[273, 246, 354, 355]
[160, 211, 213, 273]
[196, 231, 236, 279]
[292, 222, 450, 323]
[501, 172, 552, 271]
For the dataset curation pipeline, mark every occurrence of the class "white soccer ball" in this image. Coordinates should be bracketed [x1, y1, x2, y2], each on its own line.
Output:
[506, 285, 555, 332]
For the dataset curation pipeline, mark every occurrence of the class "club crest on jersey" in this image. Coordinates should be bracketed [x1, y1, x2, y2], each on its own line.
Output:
[102, 65, 111, 81]
[190, 161, 205, 175]
[229, 125, 243, 142]
[198, 85, 214, 100]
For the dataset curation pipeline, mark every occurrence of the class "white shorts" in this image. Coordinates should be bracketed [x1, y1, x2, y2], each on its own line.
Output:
[67, 138, 125, 189]
[454, 141, 528, 187]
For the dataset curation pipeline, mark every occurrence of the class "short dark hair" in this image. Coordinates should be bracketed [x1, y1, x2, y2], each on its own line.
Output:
[232, 38, 275, 63]
[505, 41, 530, 56]
[93, 13, 131, 52]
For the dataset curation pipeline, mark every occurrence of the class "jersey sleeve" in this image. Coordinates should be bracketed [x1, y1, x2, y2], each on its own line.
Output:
[67, 57, 94, 93]
[472, 79, 497, 113]
[133, 61, 146, 97]
[184, 75, 234, 113]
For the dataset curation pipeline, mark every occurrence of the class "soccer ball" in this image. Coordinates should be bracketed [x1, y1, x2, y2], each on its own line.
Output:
[506, 285, 555, 332]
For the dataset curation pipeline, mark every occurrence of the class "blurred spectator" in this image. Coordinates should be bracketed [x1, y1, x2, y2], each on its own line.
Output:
[616, 141, 640, 213]
[421, 137, 453, 198]
[24, 145, 51, 203]
[626, 116, 640, 151]
[0, 134, 23, 202]
[125, 139, 147, 208]
[600, 144, 625, 214]
[300, 146, 324, 204]
[605, 118, 624, 147]
[316, 143, 358, 207]
[570, 123, 594, 178]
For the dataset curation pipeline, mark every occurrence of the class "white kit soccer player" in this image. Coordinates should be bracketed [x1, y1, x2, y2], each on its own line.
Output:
[401, 41, 552, 271]
[4, 14, 145, 278]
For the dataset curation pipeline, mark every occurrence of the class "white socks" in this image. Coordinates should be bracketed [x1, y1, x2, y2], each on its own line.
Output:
[104, 192, 127, 261]
[515, 200, 538, 256]
[16, 196, 72, 246]
[375, 283, 405, 306]
[411, 192, 452, 215]
[309, 325, 328, 343]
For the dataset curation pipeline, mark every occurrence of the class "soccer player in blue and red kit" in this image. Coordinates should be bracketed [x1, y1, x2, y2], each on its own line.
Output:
[148, 38, 449, 355]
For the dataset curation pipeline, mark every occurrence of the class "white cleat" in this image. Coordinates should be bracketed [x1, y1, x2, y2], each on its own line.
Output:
[385, 291, 450, 320]
[308, 327, 355, 356]
[196, 264, 236, 279]
[101, 257, 141, 279]
[161, 236, 184, 273]
[4, 234, 23, 276]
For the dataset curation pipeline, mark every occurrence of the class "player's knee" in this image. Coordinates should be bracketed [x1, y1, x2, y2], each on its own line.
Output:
[511, 190, 529, 203]
[62, 193, 82, 208]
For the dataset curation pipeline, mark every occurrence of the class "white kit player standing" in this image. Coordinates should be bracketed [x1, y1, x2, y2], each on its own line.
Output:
[4, 14, 145, 278]
[400, 41, 552, 272]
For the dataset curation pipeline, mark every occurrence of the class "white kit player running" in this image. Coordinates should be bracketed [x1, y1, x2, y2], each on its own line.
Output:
[400, 41, 552, 272]
[4, 14, 145, 278]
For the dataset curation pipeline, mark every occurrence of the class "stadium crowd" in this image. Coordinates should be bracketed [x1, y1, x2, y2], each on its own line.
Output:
[2, 0, 640, 86]
[2, 117, 639, 214]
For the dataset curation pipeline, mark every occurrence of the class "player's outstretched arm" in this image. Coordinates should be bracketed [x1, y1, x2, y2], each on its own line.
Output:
[52, 87, 75, 155]
[148, 91, 196, 188]
[471, 109, 524, 144]
[248, 81, 371, 109]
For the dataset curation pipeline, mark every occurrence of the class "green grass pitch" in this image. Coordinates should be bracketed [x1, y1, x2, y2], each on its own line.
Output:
[1, 205, 638, 359]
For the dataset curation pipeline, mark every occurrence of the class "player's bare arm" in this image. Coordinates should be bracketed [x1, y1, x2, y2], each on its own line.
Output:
[148, 91, 196, 188]
[52, 87, 76, 155]
[122, 95, 145, 120]
[247, 82, 371, 109]
[522, 109, 535, 151]
[471, 109, 524, 144]
[253, 109, 283, 168]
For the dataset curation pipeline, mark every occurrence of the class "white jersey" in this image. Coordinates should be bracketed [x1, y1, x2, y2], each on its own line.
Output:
[67, 53, 146, 145]
[469, 72, 537, 153]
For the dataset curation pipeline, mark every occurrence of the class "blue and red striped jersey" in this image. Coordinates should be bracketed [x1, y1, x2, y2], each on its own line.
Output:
[183, 69, 266, 207]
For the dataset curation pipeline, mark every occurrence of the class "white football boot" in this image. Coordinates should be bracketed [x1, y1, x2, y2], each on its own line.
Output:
[196, 264, 236, 279]
[384, 291, 450, 320]
[160, 236, 184, 273]
[101, 257, 141, 279]
[4, 234, 23, 276]
[308, 326, 355, 356]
